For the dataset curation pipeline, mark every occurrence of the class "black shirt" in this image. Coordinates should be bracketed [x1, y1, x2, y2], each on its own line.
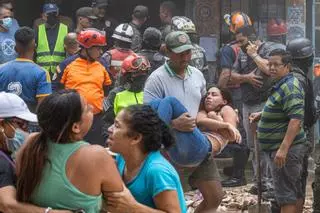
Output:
[0, 152, 15, 188]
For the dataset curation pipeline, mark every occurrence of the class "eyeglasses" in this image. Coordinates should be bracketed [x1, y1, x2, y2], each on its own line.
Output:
[268, 63, 286, 68]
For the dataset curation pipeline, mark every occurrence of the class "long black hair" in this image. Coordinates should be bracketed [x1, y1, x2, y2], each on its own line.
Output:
[122, 104, 175, 152]
[17, 90, 83, 202]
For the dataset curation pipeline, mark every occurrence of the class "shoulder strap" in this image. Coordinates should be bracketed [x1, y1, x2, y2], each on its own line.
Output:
[0, 150, 15, 169]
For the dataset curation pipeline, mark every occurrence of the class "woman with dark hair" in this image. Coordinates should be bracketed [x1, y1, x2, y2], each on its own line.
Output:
[106, 104, 187, 213]
[16, 90, 123, 213]
[149, 85, 241, 167]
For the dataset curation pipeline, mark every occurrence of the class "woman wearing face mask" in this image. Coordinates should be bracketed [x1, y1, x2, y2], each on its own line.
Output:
[16, 90, 123, 212]
[148, 85, 241, 167]
[102, 54, 150, 141]
[0, 92, 73, 213]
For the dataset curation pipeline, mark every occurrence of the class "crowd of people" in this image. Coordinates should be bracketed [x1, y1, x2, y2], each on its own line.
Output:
[0, 0, 319, 212]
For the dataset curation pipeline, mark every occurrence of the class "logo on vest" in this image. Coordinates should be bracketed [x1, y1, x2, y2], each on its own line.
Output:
[2, 38, 16, 56]
[7, 82, 22, 95]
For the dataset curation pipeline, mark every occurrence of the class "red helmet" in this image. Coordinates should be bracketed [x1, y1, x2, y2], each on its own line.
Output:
[77, 28, 107, 48]
[267, 19, 288, 36]
[229, 12, 252, 33]
[121, 54, 151, 75]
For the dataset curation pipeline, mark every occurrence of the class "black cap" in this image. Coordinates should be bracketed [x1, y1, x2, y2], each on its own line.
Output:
[133, 5, 148, 19]
[76, 7, 98, 19]
[96, 0, 108, 8]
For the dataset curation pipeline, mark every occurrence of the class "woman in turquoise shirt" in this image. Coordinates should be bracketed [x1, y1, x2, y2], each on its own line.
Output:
[16, 90, 123, 212]
[106, 104, 187, 213]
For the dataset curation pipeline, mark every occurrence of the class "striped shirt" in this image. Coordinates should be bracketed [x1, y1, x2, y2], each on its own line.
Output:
[257, 73, 306, 151]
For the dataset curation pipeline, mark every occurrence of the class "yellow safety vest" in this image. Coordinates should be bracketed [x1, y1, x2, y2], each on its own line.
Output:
[114, 90, 144, 115]
[36, 23, 68, 73]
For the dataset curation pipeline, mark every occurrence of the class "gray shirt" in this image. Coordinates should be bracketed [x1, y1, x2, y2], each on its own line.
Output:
[234, 41, 285, 105]
[144, 62, 206, 118]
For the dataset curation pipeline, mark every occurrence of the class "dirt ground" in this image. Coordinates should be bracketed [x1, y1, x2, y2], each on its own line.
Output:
[185, 181, 314, 212]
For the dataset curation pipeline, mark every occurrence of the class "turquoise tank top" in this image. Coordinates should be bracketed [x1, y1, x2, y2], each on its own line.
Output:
[31, 141, 102, 212]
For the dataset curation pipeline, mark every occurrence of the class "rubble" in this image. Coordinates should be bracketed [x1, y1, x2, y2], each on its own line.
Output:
[185, 184, 314, 213]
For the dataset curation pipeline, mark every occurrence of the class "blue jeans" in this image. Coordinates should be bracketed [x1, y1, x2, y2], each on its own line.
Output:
[150, 97, 211, 167]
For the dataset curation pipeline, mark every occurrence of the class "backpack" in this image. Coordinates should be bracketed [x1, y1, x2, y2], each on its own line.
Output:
[292, 66, 318, 128]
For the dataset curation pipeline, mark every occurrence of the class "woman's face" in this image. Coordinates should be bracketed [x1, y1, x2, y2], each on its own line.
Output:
[77, 97, 94, 138]
[107, 110, 134, 154]
[204, 87, 227, 112]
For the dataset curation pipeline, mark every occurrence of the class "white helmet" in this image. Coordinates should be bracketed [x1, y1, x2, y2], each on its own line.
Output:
[112, 23, 134, 43]
[171, 16, 196, 34]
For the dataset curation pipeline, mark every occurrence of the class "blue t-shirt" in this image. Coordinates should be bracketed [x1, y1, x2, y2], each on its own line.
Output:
[220, 45, 236, 69]
[0, 19, 19, 64]
[116, 151, 187, 212]
[0, 59, 52, 112]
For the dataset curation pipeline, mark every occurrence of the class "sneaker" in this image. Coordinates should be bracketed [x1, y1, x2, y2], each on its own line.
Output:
[221, 177, 247, 187]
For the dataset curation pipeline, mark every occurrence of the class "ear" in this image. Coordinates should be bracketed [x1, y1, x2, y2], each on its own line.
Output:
[222, 99, 228, 105]
[130, 133, 143, 146]
[71, 122, 81, 134]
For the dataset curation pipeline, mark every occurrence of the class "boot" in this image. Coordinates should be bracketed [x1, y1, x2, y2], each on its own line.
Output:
[222, 147, 249, 187]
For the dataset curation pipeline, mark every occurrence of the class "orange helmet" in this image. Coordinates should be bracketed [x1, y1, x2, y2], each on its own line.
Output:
[228, 12, 252, 33]
[77, 28, 107, 48]
[121, 54, 151, 75]
[267, 19, 288, 36]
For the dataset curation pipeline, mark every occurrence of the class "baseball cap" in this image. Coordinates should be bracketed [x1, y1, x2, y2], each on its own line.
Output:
[76, 7, 98, 19]
[43, 3, 59, 14]
[133, 5, 148, 19]
[165, 31, 193, 53]
[0, 92, 37, 122]
[95, 0, 108, 8]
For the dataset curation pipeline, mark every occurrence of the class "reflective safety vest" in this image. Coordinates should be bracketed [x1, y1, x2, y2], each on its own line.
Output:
[113, 90, 143, 115]
[108, 48, 135, 78]
[36, 23, 68, 74]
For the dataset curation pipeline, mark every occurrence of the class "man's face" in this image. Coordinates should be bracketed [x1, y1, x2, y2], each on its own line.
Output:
[87, 46, 103, 61]
[2, 3, 13, 17]
[235, 32, 248, 47]
[269, 55, 289, 80]
[0, 7, 12, 20]
[159, 6, 168, 23]
[168, 49, 192, 70]
[79, 17, 94, 29]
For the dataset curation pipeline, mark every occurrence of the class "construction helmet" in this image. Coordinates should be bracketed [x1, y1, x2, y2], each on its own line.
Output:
[226, 12, 252, 33]
[171, 16, 196, 34]
[112, 23, 134, 43]
[267, 19, 288, 36]
[121, 54, 151, 75]
[287, 38, 314, 59]
[77, 28, 106, 48]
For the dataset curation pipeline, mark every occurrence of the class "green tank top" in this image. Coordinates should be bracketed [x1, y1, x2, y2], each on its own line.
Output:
[31, 141, 102, 213]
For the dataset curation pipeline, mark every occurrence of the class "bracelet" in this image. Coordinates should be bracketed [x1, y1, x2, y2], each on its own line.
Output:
[45, 207, 52, 213]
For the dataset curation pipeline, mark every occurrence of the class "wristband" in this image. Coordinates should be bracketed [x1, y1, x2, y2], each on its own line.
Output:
[45, 207, 52, 213]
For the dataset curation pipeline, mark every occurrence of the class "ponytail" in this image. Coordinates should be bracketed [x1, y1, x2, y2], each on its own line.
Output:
[17, 132, 49, 202]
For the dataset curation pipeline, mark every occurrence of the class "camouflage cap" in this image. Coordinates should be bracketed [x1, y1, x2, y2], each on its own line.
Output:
[165, 31, 193, 53]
